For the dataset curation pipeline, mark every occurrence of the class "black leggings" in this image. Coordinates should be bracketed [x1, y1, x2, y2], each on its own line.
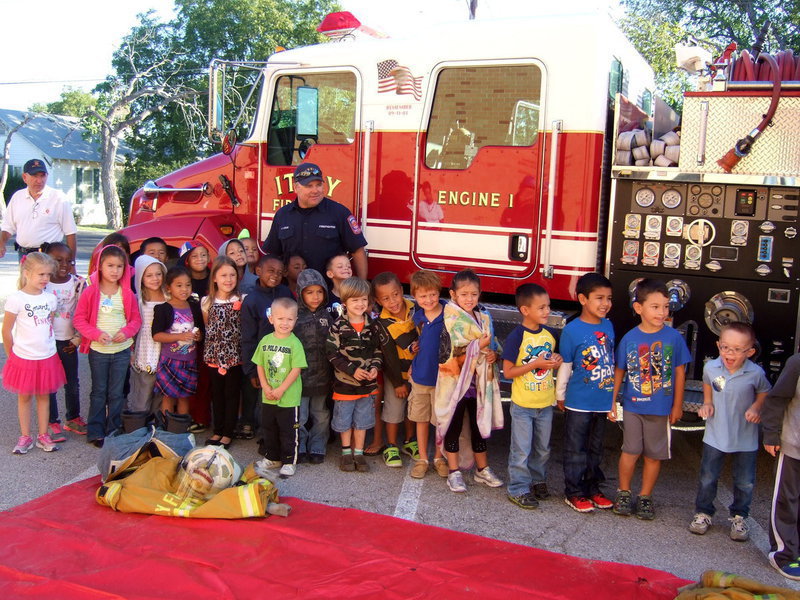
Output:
[444, 396, 487, 454]
[209, 365, 242, 439]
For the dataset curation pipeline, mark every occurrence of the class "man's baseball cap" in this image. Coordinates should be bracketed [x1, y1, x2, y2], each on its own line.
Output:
[23, 159, 47, 175]
[293, 162, 323, 185]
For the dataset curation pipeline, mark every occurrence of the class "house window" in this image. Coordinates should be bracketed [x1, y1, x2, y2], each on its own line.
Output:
[425, 64, 542, 170]
[76, 167, 100, 204]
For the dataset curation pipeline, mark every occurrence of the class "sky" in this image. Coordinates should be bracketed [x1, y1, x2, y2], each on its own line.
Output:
[0, 0, 613, 111]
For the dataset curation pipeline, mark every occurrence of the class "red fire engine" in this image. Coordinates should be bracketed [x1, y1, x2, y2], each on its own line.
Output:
[122, 10, 800, 412]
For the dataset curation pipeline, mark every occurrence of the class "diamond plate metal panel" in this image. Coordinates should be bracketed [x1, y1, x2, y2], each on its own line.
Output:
[680, 95, 800, 175]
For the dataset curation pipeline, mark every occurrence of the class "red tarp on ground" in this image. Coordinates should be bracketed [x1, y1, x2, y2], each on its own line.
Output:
[0, 476, 689, 599]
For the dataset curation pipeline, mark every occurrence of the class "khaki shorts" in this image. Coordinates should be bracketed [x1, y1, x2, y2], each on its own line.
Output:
[407, 378, 437, 425]
[382, 380, 408, 424]
[621, 410, 671, 460]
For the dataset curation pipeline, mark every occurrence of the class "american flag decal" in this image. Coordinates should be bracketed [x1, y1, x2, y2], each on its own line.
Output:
[377, 59, 422, 101]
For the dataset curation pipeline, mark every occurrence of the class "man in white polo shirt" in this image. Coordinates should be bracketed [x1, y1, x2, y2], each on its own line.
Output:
[0, 159, 77, 261]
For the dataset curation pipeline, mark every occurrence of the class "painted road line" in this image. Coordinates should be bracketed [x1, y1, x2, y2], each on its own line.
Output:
[393, 466, 425, 521]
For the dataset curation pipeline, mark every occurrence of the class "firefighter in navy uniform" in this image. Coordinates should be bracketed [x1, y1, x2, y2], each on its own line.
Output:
[263, 163, 368, 279]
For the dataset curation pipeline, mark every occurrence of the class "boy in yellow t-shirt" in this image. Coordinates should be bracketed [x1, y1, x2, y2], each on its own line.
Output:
[502, 284, 563, 509]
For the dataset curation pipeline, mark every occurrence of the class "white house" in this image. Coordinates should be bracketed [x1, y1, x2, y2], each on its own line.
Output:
[0, 108, 126, 227]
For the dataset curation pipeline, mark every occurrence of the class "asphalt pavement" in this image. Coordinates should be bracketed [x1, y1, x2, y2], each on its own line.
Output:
[0, 228, 798, 590]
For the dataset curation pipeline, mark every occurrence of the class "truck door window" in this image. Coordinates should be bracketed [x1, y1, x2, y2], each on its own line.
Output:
[267, 72, 356, 166]
[425, 64, 542, 170]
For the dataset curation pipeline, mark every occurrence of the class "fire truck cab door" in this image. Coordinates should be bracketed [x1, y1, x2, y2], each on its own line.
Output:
[413, 61, 546, 279]
[259, 69, 361, 237]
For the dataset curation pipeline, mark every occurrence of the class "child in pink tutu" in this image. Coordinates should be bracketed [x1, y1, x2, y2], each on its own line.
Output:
[74, 245, 142, 447]
[2, 252, 67, 454]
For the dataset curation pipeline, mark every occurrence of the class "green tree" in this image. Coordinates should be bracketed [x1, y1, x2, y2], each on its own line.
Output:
[30, 87, 96, 118]
[617, 12, 693, 109]
[115, 0, 338, 213]
[86, 11, 203, 229]
[622, 0, 800, 51]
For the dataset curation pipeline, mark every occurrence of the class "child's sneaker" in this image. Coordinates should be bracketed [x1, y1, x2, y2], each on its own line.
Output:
[383, 445, 402, 468]
[635, 495, 655, 520]
[589, 493, 614, 510]
[447, 470, 467, 493]
[187, 421, 206, 434]
[689, 512, 712, 535]
[729, 515, 749, 541]
[410, 459, 428, 479]
[473, 466, 503, 488]
[613, 490, 633, 516]
[12, 435, 34, 455]
[433, 457, 449, 478]
[401, 440, 420, 460]
[769, 555, 800, 581]
[240, 424, 255, 440]
[36, 434, 59, 452]
[256, 458, 282, 471]
[531, 482, 550, 500]
[48, 423, 67, 443]
[508, 492, 539, 509]
[64, 417, 87, 435]
[340, 453, 356, 472]
[565, 496, 595, 513]
[279, 464, 296, 477]
[353, 453, 370, 472]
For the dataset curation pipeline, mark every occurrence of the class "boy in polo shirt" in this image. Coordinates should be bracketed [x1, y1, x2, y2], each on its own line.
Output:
[502, 284, 563, 509]
[689, 321, 770, 541]
[408, 270, 448, 479]
[611, 278, 691, 520]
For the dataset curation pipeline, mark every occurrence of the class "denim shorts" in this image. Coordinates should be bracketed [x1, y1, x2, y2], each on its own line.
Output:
[332, 394, 376, 432]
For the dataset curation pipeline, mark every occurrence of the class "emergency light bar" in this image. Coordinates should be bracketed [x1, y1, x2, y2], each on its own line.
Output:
[317, 11, 387, 40]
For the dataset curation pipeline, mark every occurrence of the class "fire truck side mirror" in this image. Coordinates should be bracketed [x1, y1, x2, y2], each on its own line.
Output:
[221, 129, 238, 156]
[208, 60, 225, 142]
[296, 86, 319, 139]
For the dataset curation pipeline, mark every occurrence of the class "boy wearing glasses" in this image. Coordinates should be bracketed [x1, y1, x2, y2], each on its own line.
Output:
[689, 321, 770, 541]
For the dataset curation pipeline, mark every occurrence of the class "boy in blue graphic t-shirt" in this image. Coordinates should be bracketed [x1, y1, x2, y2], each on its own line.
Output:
[611, 278, 690, 521]
[555, 273, 615, 513]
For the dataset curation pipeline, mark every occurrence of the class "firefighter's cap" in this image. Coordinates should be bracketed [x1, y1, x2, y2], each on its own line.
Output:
[293, 162, 323, 185]
[23, 159, 47, 175]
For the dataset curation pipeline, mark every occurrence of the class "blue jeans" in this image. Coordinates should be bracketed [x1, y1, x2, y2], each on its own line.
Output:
[88, 348, 131, 441]
[49, 340, 80, 423]
[507, 403, 553, 496]
[299, 394, 330, 456]
[695, 442, 757, 518]
[563, 410, 607, 498]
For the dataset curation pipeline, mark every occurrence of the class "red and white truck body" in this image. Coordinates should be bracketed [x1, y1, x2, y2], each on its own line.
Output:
[125, 10, 654, 305]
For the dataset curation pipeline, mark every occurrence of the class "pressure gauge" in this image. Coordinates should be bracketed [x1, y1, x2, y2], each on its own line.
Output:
[625, 214, 641, 229]
[661, 189, 682, 209]
[685, 245, 702, 261]
[698, 193, 714, 209]
[663, 243, 681, 259]
[635, 188, 656, 208]
[731, 221, 748, 237]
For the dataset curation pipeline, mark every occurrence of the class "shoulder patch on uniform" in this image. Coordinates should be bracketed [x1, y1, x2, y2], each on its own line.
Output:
[347, 214, 362, 235]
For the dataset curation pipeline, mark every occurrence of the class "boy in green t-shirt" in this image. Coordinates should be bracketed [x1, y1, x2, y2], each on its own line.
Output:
[252, 297, 307, 477]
